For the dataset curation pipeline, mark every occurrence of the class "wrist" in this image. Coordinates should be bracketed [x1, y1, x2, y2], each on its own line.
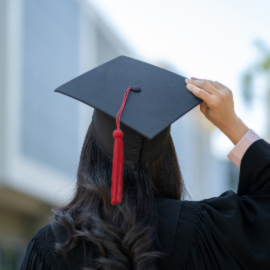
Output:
[219, 116, 249, 145]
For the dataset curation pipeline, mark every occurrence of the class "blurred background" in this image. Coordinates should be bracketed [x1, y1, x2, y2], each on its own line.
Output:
[0, 0, 269, 268]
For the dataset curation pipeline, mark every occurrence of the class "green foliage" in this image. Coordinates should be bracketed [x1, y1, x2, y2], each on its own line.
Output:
[242, 73, 253, 102]
[262, 56, 270, 71]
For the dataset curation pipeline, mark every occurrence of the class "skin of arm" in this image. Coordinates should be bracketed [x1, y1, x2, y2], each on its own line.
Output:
[185, 77, 249, 145]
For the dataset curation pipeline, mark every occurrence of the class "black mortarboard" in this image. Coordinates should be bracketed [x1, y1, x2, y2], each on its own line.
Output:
[55, 55, 202, 204]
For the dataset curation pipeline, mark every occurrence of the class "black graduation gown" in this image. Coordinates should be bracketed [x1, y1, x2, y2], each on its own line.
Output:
[20, 139, 270, 270]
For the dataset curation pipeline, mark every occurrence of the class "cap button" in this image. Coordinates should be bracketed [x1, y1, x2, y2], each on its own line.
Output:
[131, 86, 141, 92]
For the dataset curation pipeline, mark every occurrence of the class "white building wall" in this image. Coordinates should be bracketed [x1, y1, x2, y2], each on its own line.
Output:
[0, 0, 132, 206]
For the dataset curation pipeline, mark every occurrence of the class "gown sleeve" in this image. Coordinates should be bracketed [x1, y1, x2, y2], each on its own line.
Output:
[180, 139, 270, 270]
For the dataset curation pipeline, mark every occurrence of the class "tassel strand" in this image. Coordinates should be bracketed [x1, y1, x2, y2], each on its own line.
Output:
[111, 86, 132, 205]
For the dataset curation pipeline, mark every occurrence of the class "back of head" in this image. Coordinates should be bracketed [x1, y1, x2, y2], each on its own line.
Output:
[53, 111, 185, 270]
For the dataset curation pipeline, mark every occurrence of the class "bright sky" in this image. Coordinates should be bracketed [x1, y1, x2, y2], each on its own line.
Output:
[88, 0, 270, 158]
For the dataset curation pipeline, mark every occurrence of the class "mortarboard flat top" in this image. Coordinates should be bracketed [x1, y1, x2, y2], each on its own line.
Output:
[55, 55, 202, 140]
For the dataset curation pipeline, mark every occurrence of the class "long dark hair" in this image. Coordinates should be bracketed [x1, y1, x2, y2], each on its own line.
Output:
[53, 123, 185, 269]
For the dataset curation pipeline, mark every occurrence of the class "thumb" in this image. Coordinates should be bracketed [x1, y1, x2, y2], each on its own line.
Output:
[200, 101, 208, 115]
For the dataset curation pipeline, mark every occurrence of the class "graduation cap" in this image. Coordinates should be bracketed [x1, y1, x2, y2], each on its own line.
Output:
[55, 55, 202, 205]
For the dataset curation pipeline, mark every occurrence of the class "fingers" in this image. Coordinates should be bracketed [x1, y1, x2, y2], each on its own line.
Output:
[210, 80, 224, 90]
[186, 78, 219, 95]
[186, 78, 233, 108]
[190, 77, 224, 90]
[186, 83, 212, 103]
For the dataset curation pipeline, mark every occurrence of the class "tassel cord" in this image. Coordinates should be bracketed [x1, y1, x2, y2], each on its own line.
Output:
[111, 86, 132, 205]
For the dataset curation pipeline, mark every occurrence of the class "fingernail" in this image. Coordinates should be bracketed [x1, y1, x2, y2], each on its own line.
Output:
[186, 84, 192, 89]
[185, 79, 191, 82]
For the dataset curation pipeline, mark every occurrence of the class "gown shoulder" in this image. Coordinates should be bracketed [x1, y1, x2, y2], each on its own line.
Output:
[20, 224, 68, 270]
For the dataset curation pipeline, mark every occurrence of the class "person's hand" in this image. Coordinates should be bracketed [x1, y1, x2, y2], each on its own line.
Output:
[185, 77, 235, 131]
[185, 77, 249, 145]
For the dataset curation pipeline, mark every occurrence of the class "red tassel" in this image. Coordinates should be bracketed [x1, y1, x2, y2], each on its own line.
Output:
[111, 86, 132, 205]
[111, 129, 124, 205]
